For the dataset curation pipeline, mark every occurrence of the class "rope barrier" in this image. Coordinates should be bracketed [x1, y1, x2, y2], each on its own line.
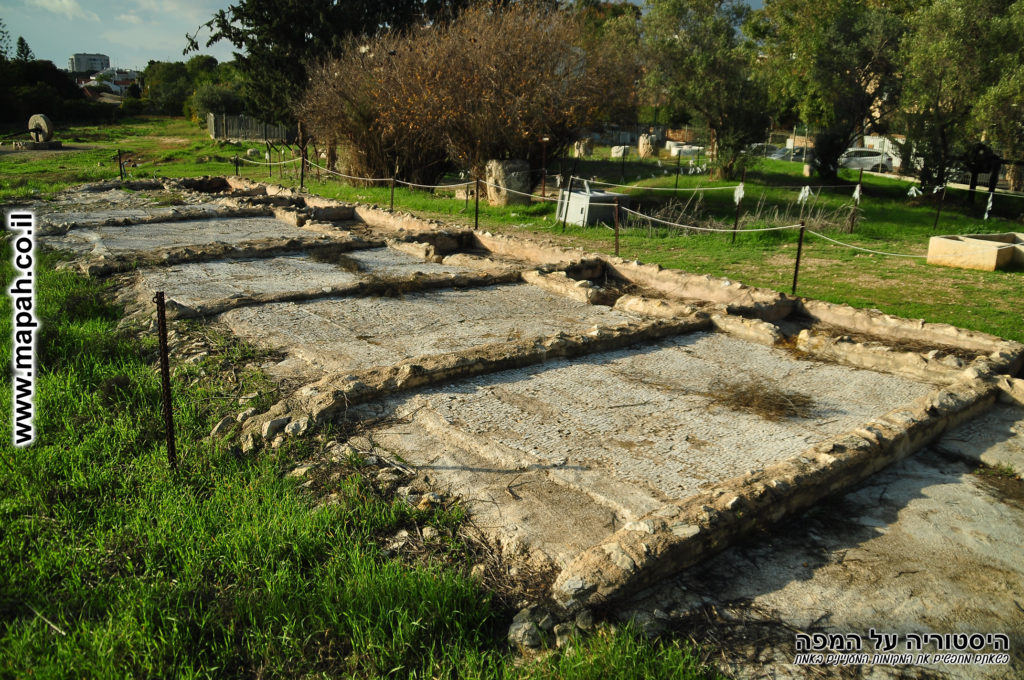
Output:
[305, 159, 392, 183]
[395, 178, 474, 190]
[237, 155, 302, 167]
[479, 179, 562, 203]
[574, 177, 738, 192]
[620, 207, 801, 233]
[803, 230, 927, 258]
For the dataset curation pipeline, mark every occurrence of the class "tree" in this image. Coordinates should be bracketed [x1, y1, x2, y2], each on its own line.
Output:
[750, 0, 911, 179]
[14, 36, 33, 62]
[300, 4, 639, 183]
[969, 1, 1024, 192]
[142, 60, 192, 115]
[644, 0, 770, 179]
[0, 19, 10, 61]
[186, 0, 476, 137]
[898, 0, 1010, 187]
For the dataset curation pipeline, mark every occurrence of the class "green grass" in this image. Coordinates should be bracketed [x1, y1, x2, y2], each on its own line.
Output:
[297, 153, 1024, 343]
[0, 242, 721, 678]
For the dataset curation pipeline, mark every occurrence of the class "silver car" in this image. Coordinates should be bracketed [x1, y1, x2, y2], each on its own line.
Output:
[840, 148, 893, 173]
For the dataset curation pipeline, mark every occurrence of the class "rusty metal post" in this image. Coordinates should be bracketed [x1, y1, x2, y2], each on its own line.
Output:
[153, 292, 177, 470]
[933, 185, 947, 230]
[474, 177, 480, 231]
[791, 221, 806, 296]
[613, 198, 620, 257]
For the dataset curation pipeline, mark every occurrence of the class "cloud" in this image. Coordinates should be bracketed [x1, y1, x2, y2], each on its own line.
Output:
[26, 0, 99, 21]
[117, 13, 144, 25]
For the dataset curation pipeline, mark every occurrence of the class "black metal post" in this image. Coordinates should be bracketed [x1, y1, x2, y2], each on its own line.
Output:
[541, 137, 548, 198]
[299, 145, 305, 190]
[153, 292, 177, 470]
[474, 177, 480, 231]
[117, 149, 124, 181]
[561, 175, 575, 233]
[620, 146, 627, 183]
[792, 222, 806, 296]
[266, 141, 271, 178]
[613, 198, 620, 257]
[933, 185, 947, 230]
[390, 175, 396, 211]
[674, 151, 681, 190]
[234, 155, 240, 176]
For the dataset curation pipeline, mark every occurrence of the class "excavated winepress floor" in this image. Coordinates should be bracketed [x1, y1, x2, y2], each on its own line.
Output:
[33, 176, 1024, 677]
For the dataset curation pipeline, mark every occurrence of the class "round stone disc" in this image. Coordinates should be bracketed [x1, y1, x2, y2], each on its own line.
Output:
[28, 114, 54, 142]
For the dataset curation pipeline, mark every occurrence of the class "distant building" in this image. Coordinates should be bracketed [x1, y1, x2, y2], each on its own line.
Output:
[81, 68, 140, 95]
[68, 53, 110, 73]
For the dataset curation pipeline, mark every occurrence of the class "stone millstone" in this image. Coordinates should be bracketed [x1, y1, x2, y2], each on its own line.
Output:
[28, 114, 55, 142]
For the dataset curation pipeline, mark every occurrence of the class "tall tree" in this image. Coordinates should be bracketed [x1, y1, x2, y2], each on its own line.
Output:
[186, 0, 476, 136]
[0, 19, 10, 61]
[898, 0, 1010, 187]
[644, 0, 770, 179]
[969, 0, 1024, 192]
[14, 36, 33, 62]
[750, 0, 912, 179]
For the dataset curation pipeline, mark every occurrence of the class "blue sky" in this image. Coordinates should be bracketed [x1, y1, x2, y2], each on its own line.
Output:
[1, 0, 763, 72]
[1, 0, 238, 69]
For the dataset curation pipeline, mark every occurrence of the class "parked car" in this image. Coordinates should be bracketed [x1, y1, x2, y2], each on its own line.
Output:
[745, 143, 780, 156]
[839, 148, 894, 173]
[769, 147, 811, 163]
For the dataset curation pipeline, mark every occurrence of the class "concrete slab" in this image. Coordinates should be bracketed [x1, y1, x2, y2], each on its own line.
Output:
[621, 453, 1024, 679]
[221, 283, 643, 377]
[363, 332, 936, 565]
[45, 216, 305, 256]
[136, 246, 466, 310]
[935, 403, 1024, 474]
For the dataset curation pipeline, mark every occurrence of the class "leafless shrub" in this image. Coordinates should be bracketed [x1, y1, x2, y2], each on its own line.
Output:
[298, 4, 640, 185]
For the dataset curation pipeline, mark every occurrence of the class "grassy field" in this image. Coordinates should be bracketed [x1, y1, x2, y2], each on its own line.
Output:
[0, 118, 726, 676]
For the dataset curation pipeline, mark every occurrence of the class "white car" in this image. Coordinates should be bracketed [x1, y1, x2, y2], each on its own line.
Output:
[840, 148, 894, 173]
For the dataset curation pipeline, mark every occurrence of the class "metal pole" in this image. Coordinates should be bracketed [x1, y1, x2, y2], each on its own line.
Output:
[153, 292, 177, 470]
[390, 160, 397, 211]
[613, 198, 620, 257]
[234, 155, 239, 176]
[541, 138, 547, 199]
[117, 149, 124, 181]
[299, 145, 305, 190]
[620, 146, 627, 183]
[933, 185, 946, 230]
[474, 177, 480, 231]
[266, 141, 271, 179]
[674, 151, 681, 190]
[561, 175, 575, 233]
[792, 222, 806, 296]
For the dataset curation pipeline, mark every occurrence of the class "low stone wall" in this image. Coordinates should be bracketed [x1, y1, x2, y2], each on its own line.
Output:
[241, 316, 711, 450]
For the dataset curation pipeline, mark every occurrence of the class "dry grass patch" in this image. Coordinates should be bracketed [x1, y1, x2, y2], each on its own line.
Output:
[704, 377, 816, 420]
